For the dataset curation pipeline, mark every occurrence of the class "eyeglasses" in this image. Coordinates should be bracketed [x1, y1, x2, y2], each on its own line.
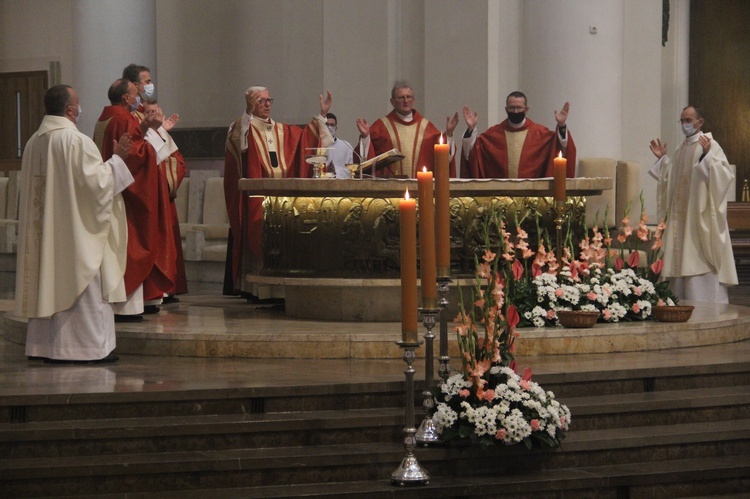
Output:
[394, 96, 414, 101]
[258, 98, 274, 105]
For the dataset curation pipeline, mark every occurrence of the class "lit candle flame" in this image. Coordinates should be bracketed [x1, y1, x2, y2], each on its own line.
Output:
[558, 151, 563, 159]
[405, 190, 410, 200]
[439, 134, 444, 145]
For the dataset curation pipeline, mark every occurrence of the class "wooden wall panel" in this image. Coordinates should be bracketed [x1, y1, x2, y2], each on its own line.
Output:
[690, 0, 750, 197]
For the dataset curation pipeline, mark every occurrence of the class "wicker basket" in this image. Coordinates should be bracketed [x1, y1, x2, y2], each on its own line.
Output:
[652, 305, 694, 322]
[556, 310, 600, 328]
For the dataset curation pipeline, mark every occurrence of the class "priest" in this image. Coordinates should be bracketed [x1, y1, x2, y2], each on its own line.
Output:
[94, 79, 176, 321]
[648, 105, 737, 303]
[16, 85, 134, 363]
[462, 91, 576, 179]
[355, 82, 458, 178]
[223, 86, 334, 298]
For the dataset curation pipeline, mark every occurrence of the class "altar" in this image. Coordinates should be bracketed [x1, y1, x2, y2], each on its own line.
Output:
[238, 177, 612, 320]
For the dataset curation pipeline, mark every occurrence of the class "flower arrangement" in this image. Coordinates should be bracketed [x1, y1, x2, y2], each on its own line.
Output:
[512, 195, 677, 327]
[428, 220, 571, 450]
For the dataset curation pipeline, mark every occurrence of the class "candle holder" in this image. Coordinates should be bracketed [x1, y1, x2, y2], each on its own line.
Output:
[415, 307, 441, 445]
[391, 340, 430, 486]
[554, 199, 566, 262]
[436, 276, 453, 382]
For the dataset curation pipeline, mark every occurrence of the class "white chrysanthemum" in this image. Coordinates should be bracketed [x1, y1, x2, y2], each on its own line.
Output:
[432, 403, 458, 433]
[441, 373, 471, 400]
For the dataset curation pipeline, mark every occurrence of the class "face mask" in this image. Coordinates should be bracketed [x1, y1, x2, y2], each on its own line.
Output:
[75, 105, 82, 123]
[143, 83, 155, 97]
[129, 95, 141, 112]
[327, 125, 336, 137]
[681, 123, 696, 136]
[508, 111, 525, 125]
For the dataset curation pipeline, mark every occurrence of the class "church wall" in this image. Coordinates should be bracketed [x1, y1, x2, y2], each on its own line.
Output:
[0, 0, 74, 84]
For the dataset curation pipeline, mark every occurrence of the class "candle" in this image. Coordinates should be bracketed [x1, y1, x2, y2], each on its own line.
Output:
[434, 135, 451, 276]
[417, 167, 437, 309]
[399, 190, 418, 343]
[553, 151, 567, 202]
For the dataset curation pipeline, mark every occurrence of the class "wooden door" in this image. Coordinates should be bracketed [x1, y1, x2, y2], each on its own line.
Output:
[0, 71, 47, 169]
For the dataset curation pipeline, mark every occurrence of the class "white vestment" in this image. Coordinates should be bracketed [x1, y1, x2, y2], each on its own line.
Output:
[648, 131, 737, 303]
[15, 115, 133, 360]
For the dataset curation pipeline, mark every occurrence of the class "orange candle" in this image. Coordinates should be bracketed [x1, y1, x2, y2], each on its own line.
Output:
[434, 135, 451, 276]
[399, 191, 418, 343]
[417, 167, 437, 308]
[553, 151, 567, 202]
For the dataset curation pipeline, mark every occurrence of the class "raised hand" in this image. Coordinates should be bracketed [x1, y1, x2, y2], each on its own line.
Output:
[463, 106, 478, 132]
[555, 101, 570, 126]
[445, 112, 459, 137]
[162, 113, 179, 132]
[319, 90, 333, 116]
[698, 134, 712, 155]
[649, 138, 668, 159]
[356, 118, 370, 138]
[245, 90, 260, 114]
[113, 133, 132, 160]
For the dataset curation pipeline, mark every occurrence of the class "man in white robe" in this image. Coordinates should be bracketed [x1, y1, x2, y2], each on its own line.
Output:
[648, 105, 737, 304]
[15, 85, 134, 363]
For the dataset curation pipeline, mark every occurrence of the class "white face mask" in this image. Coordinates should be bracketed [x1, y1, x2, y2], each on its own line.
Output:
[681, 123, 697, 137]
[327, 125, 336, 137]
[129, 95, 141, 112]
[75, 105, 82, 123]
[143, 83, 155, 97]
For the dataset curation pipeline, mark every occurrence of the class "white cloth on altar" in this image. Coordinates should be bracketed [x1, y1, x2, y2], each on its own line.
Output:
[15, 115, 133, 360]
[648, 131, 737, 303]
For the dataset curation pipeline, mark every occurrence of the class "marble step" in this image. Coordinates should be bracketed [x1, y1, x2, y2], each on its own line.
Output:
[91, 455, 750, 499]
[2, 419, 749, 496]
[2, 385, 749, 460]
[5, 361, 750, 424]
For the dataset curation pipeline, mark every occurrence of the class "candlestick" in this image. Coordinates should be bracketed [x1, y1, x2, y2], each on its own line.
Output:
[553, 151, 567, 202]
[434, 135, 451, 276]
[400, 191, 418, 343]
[417, 168, 437, 309]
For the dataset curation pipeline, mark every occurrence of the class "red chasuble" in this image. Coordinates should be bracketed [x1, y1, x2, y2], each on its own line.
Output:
[93, 106, 177, 299]
[223, 116, 323, 293]
[462, 118, 576, 179]
[365, 109, 456, 178]
[165, 149, 188, 295]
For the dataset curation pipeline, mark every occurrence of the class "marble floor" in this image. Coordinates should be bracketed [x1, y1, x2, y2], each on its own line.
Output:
[1, 271, 750, 399]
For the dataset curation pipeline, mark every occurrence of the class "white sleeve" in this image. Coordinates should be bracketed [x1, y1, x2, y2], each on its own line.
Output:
[108, 154, 135, 195]
[648, 156, 667, 180]
[462, 128, 478, 160]
[144, 128, 172, 164]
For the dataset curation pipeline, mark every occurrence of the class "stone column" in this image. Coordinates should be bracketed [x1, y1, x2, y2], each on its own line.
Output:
[73, 0, 156, 137]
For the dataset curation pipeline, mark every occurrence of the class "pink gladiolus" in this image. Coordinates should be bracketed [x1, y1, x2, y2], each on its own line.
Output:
[627, 250, 640, 268]
[482, 249, 496, 262]
[651, 259, 664, 275]
[520, 380, 531, 390]
[512, 258, 524, 280]
[530, 419, 541, 431]
[482, 390, 496, 401]
[477, 262, 492, 279]
[569, 262, 579, 280]
[459, 389, 470, 398]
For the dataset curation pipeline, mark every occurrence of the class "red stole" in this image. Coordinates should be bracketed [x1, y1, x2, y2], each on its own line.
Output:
[365, 110, 456, 177]
[462, 118, 576, 179]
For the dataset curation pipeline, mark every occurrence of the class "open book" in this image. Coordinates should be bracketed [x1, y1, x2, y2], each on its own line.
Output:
[358, 148, 405, 174]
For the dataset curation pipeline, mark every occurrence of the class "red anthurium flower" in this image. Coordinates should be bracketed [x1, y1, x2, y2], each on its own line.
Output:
[512, 259, 524, 280]
[651, 258, 664, 275]
[627, 250, 640, 268]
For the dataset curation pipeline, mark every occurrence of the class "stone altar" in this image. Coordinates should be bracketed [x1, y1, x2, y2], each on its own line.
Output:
[238, 177, 612, 320]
